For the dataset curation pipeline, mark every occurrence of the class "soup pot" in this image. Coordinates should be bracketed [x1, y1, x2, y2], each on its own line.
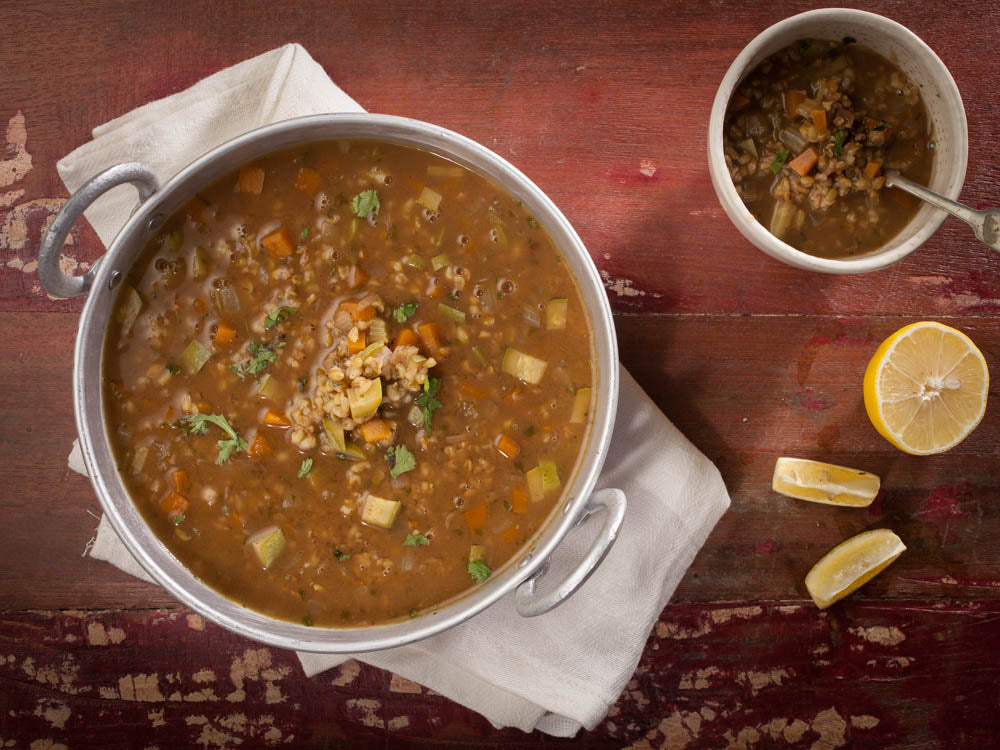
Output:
[39, 114, 625, 653]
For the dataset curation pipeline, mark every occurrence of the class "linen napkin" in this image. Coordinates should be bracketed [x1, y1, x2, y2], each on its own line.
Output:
[60, 44, 731, 736]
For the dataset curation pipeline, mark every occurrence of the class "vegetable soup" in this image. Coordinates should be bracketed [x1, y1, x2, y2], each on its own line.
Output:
[103, 140, 595, 627]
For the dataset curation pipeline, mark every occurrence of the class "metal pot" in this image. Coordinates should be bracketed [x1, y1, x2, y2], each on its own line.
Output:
[39, 114, 625, 653]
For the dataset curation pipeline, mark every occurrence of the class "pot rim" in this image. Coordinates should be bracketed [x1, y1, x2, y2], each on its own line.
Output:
[73, 113, 620, 652]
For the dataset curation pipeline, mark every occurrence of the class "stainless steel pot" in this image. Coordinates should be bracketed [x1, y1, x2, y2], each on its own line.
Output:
[39, 114, 625, 653]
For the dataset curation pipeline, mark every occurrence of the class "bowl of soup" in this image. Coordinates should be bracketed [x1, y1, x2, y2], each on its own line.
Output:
[708, 8, 968, 273]
[39, 114, 624, 652]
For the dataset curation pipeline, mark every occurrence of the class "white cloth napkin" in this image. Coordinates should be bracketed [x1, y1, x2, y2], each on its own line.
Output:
[61, 44, 730, 737]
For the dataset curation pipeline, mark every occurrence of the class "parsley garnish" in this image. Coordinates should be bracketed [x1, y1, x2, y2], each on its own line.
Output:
[231, 341, 284, 380]
[333, 548, 351, 561]
[166, 363, 181, 376]
[298, 458, 313, 478]
[393, 302, 419, 323]
[403, 534, 430, 547]
[299, 589, 307, 600]
[385, 444, 416, 478]
[171, 413, 248, 464]
[299, 227, 310, 241]
[416, 377, 442, 433]
[769, 148, 790, 174]
[171, 513, 185, 526]
[833, 130, 846, 156]
[468, 560, 492, 584]
[352, 189, 380, 218]
[264, 306, 297, 329]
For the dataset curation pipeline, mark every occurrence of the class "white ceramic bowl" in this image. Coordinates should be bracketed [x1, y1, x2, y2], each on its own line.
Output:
[708, 9, 968, 274]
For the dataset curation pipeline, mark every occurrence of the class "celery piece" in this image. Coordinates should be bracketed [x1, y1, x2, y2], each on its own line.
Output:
[248, 526, 286, 569]
[116, 285, 143, 335]
[471, 346, 487, 367]
[130, 446, 148, 476]
[361, 494, 401, 529]
[349, 217, 359, 241]
[368, 318, 388, 344]
[569, 387, 592, 424]
[538, 459, 561, 492]
[469, 545, 485, 563]
[546, 298, 568, 330]
[180, 339, 212, 374]
[211, 286, 241, 314]
[770, 201, 797, 239]
[403, 254, 426, 270]
[417, 186, 442, 211]
[426, 165, 465, 179]
[438, 303, 466, 322]
[339, 442, 366, 462]
[191, 246, 211, 279]
[525, 467, 545, 503]
[257, 373, 281, 401]
[323, 417, 347, 453]
[348, 377, 382, 420]
[358, 341, 385, 360]
[431, 254, 450, 271]
[501, 348, 548, 384]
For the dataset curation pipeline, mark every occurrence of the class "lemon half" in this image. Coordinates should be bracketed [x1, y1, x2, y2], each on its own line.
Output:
[805, 529, 905, 609]
[772, 457, 880, 507]
[863, 321, 989, 455]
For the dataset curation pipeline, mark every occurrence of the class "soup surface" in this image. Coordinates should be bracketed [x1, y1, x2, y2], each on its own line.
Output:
[724, 39, 934, 258]
[103, 140, 595, 627]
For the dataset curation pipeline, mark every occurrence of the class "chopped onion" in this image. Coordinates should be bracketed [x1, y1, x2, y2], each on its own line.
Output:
[778, 128, 807, 153]
[522, 307, 541, 327]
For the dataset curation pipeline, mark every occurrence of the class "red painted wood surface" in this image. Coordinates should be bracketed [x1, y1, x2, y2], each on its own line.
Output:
[2, 1, 999, 748]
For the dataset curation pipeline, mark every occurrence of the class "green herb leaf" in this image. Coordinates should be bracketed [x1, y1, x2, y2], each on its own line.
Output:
[171, 413, 248, 464]
[769, 148, 790, 174]
[352, 189, 380, 218]
[403, 533, 430, 547]
[298, 458, 313, 478]
[264, 306, 298, 329]
[409, 608, 418, 618]
[232, 341, 284, 380]
[527, 217, 538, 229]
[385, 444, 417, 478]
[166, 363, 181, 376]
[299, 589, 307, 600]
[299, 227, 310, 241]
[416, 377, 442, 434]
[833, 130, 846, 155]
[297, 377, 307, 392]
[302, 615, 313, 627]
[333, 548, 351, 561]
[524, 425, 536, 437]
[393, 302, 419, 323]
[467, 559, 492, 584]
[171, 513, 186, 526]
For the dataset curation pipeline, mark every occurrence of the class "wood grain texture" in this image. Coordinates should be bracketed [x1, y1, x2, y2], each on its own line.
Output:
[2, 0, 1000, 747]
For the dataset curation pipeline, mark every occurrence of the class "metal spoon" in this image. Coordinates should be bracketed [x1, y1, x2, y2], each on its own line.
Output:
[885, 170, 1000, 252]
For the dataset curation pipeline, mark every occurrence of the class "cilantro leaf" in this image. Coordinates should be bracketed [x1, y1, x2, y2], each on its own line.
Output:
[416, 377, 442, 434]
[264, 306, 298, 329]
[393, 302, 419, 323]
[352, 189, 380, 218]
[403, 534, 430, 547]
[232, 341, 284, 380]
[171, 513, 186, 526]
[467, 559, 492, 584]
[833, 130, 846, 156]
[385, 444, 416, 479]
[166, 363, 181, 376]
[299, 227, 310, 241]
[171, 413, 248, 464]
[298, 458, 313, 478]
[769, 148, 790, 174]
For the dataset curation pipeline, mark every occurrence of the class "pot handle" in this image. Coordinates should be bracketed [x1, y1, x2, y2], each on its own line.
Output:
[515, 487, 626, 617]
[39, 163, 159, 299]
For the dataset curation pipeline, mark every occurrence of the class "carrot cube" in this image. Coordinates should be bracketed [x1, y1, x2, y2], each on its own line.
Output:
[863, 161, 883, 181]
[417, 323, 442, 356]
[261, 227, 294, 259]
[249, 433, 273, 458]
[394, 328, 418, 349]
[170, 471, 189, 493]
[464, 504, 488, 533]
[500, 525, 520, 545]
[236, 167, 265, 195]
[214, 321, 237, 347]
[348, 331, 367, 355]
[788, 147, 818, 177]
[510, 489, 529, 514]
[495, 434, 520, 460]
[358, 418, 393, 443]
[263, 410, 290, 428]
[160, 491, 189, 515]
[294, 167, 322, 194]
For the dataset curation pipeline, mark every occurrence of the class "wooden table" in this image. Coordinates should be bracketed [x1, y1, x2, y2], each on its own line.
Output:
[3, 1, 999, 747]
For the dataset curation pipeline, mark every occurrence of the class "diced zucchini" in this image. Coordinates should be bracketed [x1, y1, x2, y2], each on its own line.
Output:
[338, 441, 366, 462]
[407, 405, 424, 427]
[361, 494, 401, 529]
[438, 303, 466, 321]
[570, 387, 592, 424]
[471, 346, 487, 367]
[323, 417, 347, 453]
[431, 254, 450, 271]
[469, 545, 485, 563]
[348, 377, 382, 420]
[417, 186, 442, 211]
[116, 285, 143, 335]
[501, 348, 548, 384]
[426, 165, 465, 179]
[546, 299, 568, 330]
[403, 253, 426, 269]
[368, 318, 388, 344]
[180, 339, 212, 374]
[257, 373, 281, 401]
[525, 467, 545, 503]
[247, 526, 286, 569]
[538, 459, 561, 492]
[770, 201, 797, 240]
[191, 246, 211, 279]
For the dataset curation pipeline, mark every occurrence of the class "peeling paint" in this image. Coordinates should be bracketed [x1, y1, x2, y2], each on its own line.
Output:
[388, 673, 422, 694]
[655, 619, 713, 640]
[345, 698, 384, 729]
[710, 606, 763, 625]
[193, 668, 216, 684]
[0, 112, 32, 188]
[33, 700, 71, 729]
[736, 668, 791, 694]
[87, 622, 126, 646]
[850, 625, 906, 646]
[387, 715, 411, 731]
[186, 614, 206, 631]
[850, 714, 880, 729]
[148, 709, 165, 727]
[119, 673, 165, 702]
[678, 666, 721, 690]
[329, 659, 360, 687]
[810, 706, 847, 749]
[600, 269, 646, 297]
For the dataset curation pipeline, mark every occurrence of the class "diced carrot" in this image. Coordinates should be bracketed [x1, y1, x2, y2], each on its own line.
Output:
[261, 227, 294, 259]
[458, 381, 487, 399]
[358, 418, 393, 443]
[464, 504, 488, 532]
[185, 195, 213, 224]
[495, 434, 520, 460]
[504, 386, 524, 403]
[229, 511, 243, 531]
[784, 90, 806, 119]
[394, 328, 418, 349]
[198, 400, 212, 414]
[192, 297, 207, 315]
[348, 330, 367, 355]
[249, 433, 273, 458]
[428, 282, 443, 298]
[863, 160, 883, 181]
[214, 321, 237, 347]
[294, 167, 321, 194]
[345, 265, 368, 288]
[160, 491, 189, 515]
[236, 166, 265, 195]
[730, 93, 750, 110]
[510, 489, 529, 514]
[170, 470, 189, 493]
[811, 108, 828, 136]
[417, 323, 442, 356]
[338, 301, 375, 323]
[788, 147, 819, 177]
[500, 525, 520, 545]
[263, 410, 290, 428]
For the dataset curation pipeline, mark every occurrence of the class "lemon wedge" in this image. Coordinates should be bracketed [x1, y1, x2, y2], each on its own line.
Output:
[863, 321, 989, 455]
[772, 457, 880, 507]
[805, 529, 905, 609]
